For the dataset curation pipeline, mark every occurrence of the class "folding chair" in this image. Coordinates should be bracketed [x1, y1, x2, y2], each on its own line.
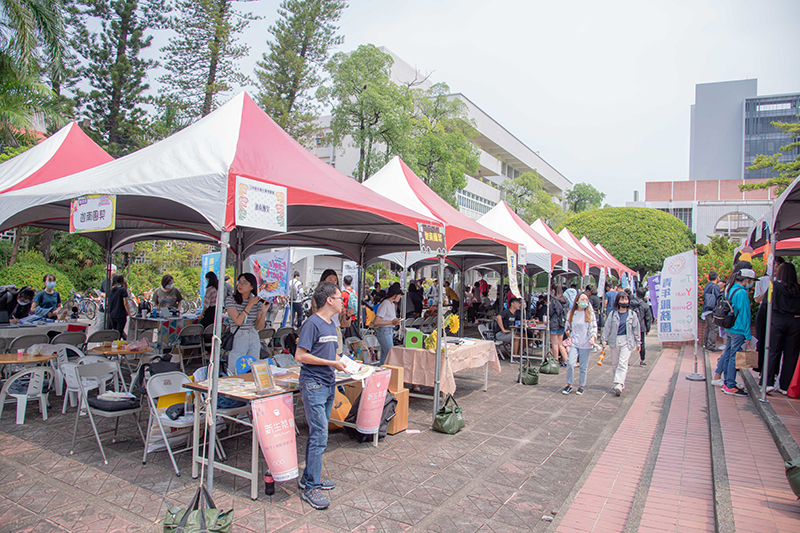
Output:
[363, 333, 381, 364]
[50, 331, 87, 347]
[69, 361, 144, 465]
[0, 367, 54, 424]
[143, 371, 221, 476]
[8, 334, 50, 352]
[274, 326, 296, 351]
[172, 324, 205, 373]
[83, 329, 120, 351]
[478, 324, 508, 360]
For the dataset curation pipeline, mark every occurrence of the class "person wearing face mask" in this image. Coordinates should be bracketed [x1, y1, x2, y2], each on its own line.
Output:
[32, 274, 62, 319]
[151, 274, 183, 310]
[765, 263, 800, 395]
[601, 292, 641, 396]
[562, 293, 597, 395]
[713, 267, 756, 396]
[0, 287, 35, 323]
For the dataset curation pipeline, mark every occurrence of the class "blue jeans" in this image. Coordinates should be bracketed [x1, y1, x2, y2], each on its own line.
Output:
[720, 333, 746, 388]
[299, 380, 335, 489]
[566, 346, 591, 387]
[376, 326, 394, 365]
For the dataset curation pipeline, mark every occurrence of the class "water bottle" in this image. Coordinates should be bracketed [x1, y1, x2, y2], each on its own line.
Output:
[184, 392, 193, 415]
[356, 348, 363, 361]
[264, 473, 275, 495]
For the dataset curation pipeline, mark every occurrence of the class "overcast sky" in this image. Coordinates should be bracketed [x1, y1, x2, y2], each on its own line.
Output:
[224, 0, 800, 206]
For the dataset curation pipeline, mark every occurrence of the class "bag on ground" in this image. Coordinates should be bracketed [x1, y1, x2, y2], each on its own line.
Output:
[540, 357, 560, 375]
[432, 394, 464, 434]
[163, 484, 233, 533]
[518, 363, 539, 385]
[344, 391, 397, 442]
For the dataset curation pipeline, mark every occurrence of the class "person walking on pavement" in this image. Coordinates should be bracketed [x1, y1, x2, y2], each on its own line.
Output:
[562, 292, 597, 395]
[601, 292, 641, 396]
[715, 268, 757, 396]
[290, 271, 305, 328]
[549, 284, 569, 366]
[631, 287, 652, 365]
[766, 262, 800, 394]
[294, 281, 348, 510]
[702, 271, 722, 352]
[564, 283, 578, 312]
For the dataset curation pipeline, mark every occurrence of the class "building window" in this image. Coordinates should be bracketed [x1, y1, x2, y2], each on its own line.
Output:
[656, 207, 692, 229]
[456, 190, 496, 216]
[714, 212, 755, 239]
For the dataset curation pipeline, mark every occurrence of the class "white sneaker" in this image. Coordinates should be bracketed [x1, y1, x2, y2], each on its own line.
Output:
[711, 378, 724, 387]
[613, 384, 622, 396]
[766, 385, 776, 394]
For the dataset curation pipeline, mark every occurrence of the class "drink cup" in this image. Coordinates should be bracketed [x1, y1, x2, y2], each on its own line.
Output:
[17, 349, 25, 358]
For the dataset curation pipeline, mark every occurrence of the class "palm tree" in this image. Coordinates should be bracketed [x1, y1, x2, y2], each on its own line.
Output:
[1, 0, 66, 74]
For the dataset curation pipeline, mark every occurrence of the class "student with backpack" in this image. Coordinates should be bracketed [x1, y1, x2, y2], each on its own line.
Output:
[290, 271, 305, 328]
[631, 287, 652, 366]
[341, 275, 359, 336]
[702, 271, 722, 352]
[711, 268, 757, 396]
[549, 285, 569, 367]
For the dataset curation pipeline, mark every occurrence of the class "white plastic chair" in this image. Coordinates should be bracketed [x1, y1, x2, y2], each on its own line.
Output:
[478, 324, 507, 360]
[363, 333, 381, 364]
[49, 344, 86, 397]
[142, 371, 197, 476]
[77, 354, 119, 392]
[69, 361, 144, 465]
[0, 367, 54, 424]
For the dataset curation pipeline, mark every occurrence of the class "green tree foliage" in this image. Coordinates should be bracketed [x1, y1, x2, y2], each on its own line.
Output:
[405, 83, 479, 206]
[255, 0, 345, 146]
[501, 171, 565, 227]
[561, 207, 695, 274]
[740, 116, 800, 196]
[566, 183, 605, 213]
[0, 143, 33, 162]
[695, 234, 739, 258]
[159, 0, 254, 120]
[322, 44, 412, 182]
[0, 250, 76, 294]
[72, 0, 167, 156]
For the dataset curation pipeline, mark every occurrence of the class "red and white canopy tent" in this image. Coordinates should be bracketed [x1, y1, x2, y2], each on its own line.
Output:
[592, 243, 638, 279]
[529, 219, 596, 276]
[0, 93, 443, 494]
[558, 227, 613, 276]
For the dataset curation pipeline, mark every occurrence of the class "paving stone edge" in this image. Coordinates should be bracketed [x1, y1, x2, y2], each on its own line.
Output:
[741, 368, 800, 462]
[704, 348, 736, 533]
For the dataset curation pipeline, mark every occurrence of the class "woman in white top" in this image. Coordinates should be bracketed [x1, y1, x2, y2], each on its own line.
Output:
[374, 283, 403, 365]
[562, 292, 597, 395]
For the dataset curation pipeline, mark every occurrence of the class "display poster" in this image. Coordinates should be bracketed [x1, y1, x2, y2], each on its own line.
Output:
[518, 245, 527, 266]
[342, 261, 359, 285]
[507, 248, 521, 298]
[620, 272, 629, 289]
[598, 267, 606, 298]
[200, 252, 221, 300]
[234, 176, 287, 232]
[356, 370, 392, 434]
[251, 393, 298, 481]
[656, 250, 697, 343]
[417, 223, 447, 255]
[648, 275, 661, 317]
[249, 250, 290, 300]
[251, 361, 275, 393]
[69, 194, 116, 233]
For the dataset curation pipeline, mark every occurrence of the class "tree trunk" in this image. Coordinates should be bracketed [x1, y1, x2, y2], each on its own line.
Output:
[10, 229, 21, 266]
[39, 230, 53, 262]
[107, 9, 132, 148]
[202, 0, 229, 117]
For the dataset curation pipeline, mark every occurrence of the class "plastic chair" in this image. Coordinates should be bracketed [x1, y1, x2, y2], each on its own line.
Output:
[232, 354, 258, 375]
[202, 324, 215, 356]
[274, 326, 296, 351]
[478, 324, 507, 360]
[143, 371, 218, 476]
[420, 317, 436, 334]
[49, 344, 86, 397]
[69, 361, 144, 465]
[363, 334, 381, 364]
[172, 324, 205, 373]
[8, 334, 51, 352]
[50, 331, 87, 347]
[83, 330, 120, 351]
[0, 367, 54, 424]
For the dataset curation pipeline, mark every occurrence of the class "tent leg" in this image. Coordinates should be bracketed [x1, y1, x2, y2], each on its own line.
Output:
[433, 256, 445, 420]
[206, 231, 230, 493]
[760, 249, 776, 403]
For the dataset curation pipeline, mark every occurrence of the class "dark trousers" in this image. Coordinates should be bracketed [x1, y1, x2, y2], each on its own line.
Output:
[755, 297, 768, 372]
[292, 302, 304, 328]
[768, 314, 800, 391]
[640, 332, 646, 361]
[704, 313, 718, 349]
[110, 317, 127, 340]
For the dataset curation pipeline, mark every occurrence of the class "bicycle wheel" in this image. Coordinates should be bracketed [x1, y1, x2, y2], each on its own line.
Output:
[179, 300, 191, 314]
[84, 300, 97, 320]
[126, 298, 138, 316]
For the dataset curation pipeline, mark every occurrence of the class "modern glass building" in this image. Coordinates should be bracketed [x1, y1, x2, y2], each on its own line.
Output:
[744, 93, 800, 179]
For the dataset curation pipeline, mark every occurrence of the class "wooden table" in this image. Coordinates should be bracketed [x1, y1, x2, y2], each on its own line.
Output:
[0, 352, 57, 365]
[385, 338, 501, 396]
[90, 345, 154, 374]
[128, 316, 200, 349]
[184, 369, 374, 500]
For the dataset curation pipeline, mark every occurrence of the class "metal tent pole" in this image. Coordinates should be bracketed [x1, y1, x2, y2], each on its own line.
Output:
[206, 231, 229, 492]
[518, 265, 526, 384]
[545, 275, 552, 359]
[761, 232, 777, 403]
[358, 247, 365, 337]
[687, 250, 705, 381]
[104, 235, 113, 329]
[433, 255, 445, 419]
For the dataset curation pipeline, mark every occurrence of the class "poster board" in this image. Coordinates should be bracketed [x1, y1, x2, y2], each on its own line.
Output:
[69, 194, 116, 233]
[249, 250, 290, 300]
[234, 176, 287, 232]
[656, 250, 697, 343]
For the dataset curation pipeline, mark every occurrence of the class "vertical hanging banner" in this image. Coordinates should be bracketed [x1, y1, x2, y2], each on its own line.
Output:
[69, 194, 116, 233]
[648, 274, 661, 317]
[620, 272, 629, 289]
[342, 261, 359, 286]
[598, 267, 606, 298]
[200, 252, 221, 299]
[417, 223, 447, 255]
[251, 393, 298, 481]
[235, 176, 287, 232]
[518, 245, 527, 266]
[656, 250, 697, 343]
[356, 370, 392, 434]
[249, 250, 290, 299]
[507, 248, 521, 298]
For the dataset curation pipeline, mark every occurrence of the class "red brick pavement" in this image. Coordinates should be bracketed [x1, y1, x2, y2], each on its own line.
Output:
[556, 348, 680, 532]
[716, 383, 800, 533]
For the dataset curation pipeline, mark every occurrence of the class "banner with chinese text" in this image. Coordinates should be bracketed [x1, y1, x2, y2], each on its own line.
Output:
[234, 176, 287, 232]
[356, 370, 392, 434]
[249, 250, 290, 300]
[507, 248, 521, 298]
[251, 393, 298, 481]
[656, 251, 697, 343]
[69, 194, 116, 233]
[417, 223, 446, 255]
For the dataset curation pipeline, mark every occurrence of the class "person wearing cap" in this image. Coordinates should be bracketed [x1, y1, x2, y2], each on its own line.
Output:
[374, 283, 403, 365]
[715, 267, 757, 396]
[99, 264, 118, 298]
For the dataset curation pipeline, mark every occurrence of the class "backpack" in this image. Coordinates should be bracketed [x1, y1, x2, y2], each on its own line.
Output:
[364, 306, 376, 327]
[343, 287, 358, 317]
[712, 286, 744, 329]
[344, 391, 397, 442]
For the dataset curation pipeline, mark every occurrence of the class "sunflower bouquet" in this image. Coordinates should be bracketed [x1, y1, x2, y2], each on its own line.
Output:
[424, 330, 438, 351]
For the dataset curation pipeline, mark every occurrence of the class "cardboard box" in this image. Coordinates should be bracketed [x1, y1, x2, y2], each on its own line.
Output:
[388, 388, 409, 435]
[384, 364, 404, 392]
[405, 329, 424, 348]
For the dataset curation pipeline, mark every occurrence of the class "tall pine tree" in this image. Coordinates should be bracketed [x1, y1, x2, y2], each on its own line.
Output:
[73, 0, 167, 156]
[254, 0, 346, 146]
[159, 0, 255, 120]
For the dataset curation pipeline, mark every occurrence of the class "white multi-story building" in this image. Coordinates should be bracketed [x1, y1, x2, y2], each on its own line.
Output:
[314, 47, 572, 221]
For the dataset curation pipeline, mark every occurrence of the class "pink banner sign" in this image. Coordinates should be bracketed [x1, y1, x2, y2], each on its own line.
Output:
[251, 393, 298, 482]
[356, 370, 391, 434]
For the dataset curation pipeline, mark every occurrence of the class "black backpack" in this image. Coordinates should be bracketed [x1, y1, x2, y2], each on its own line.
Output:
[712, 286, 744, 329]
[344, 391, 397, 442]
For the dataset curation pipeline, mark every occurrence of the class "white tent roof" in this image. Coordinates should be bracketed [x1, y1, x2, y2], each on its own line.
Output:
[476, 203, 551, 272]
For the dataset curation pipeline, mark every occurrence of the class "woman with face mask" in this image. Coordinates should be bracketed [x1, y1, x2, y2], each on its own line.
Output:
[32, 274, 62, 319]
[562, 293, 598, 395]
[601, 292, 641, 396]
[151, 274, 183, 310]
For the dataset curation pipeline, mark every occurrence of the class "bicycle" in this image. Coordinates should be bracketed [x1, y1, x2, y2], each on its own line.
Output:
[66, 293, 98, 320]
[180, 291, 202, 314]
